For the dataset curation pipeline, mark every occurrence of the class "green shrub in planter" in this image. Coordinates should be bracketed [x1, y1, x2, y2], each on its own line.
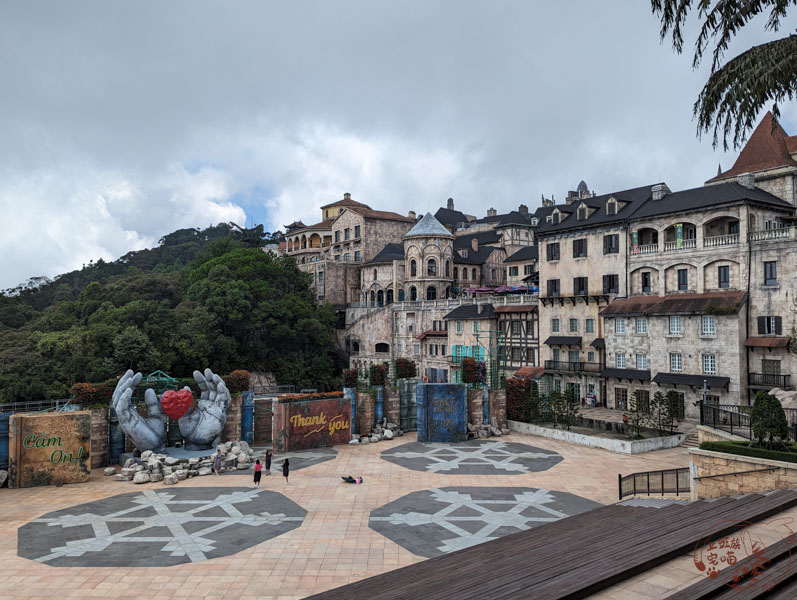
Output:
[699, 440, 797, 463]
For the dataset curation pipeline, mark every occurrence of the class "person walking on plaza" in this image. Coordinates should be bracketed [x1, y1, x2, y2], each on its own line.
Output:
[265, 449, 272, 475]
[282, 458, 290, 484]
[253, 459, 262, 488]
[213, 448, 224, 476]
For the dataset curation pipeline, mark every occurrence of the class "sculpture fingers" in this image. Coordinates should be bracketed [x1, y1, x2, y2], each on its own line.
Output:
[204, 368, 217, 393]
[193, 369, 209, 393]
[115, 387, 139, 429]
[144, 388, 162, 419]
[111, 370, 139, 413]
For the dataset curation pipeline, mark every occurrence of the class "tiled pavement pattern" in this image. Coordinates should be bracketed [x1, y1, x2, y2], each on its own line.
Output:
[379, 439, 563, 474]
[232, 448, 337, 476]
[4, 433, 689, 599]
[18, 488, 307, 567]
[369, 486, 601, 557]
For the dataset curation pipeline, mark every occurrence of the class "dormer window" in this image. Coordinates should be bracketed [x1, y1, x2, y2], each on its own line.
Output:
[606, 198, 617, 216]
[531, 218, 538, 226]
[577, 204, 588, 220]
[551, 210, 560, 225]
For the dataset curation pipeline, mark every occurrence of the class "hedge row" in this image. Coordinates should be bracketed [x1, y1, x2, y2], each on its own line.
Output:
[699, 440, 797, 464]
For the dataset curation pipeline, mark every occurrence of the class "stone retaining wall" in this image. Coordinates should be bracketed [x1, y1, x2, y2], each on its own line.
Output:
[356, 391, 375, 433]
[690, 448, 797, 500]
[222, 392, 242, 442]
[696, 424, 748, 444]
[489, 389, 506, 428]
[508, 420, 687, 454]
[467, 389, 483, 424]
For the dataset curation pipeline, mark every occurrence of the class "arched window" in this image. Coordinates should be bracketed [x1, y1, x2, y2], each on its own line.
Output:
[301, 257, 306, 264]
[398, 288, 405, 301]
[427, 259, 437, 277]
[454, 267, 459, 280]
[375, 343, 390, 353]
[370, 290, 376, 307]
[409, 286, 417, 301]
[373, 268, 378, 281]
[377, 290, 384, 307]
[445, 260, 450, 277]
[411, 260, 417, 277]
[472, 268, 477, 281]
[426, 286, 437, 300]
[445, 286, 451, 298]
[386, 289, 394, 304]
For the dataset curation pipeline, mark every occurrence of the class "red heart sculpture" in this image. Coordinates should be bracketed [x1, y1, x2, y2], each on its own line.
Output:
[161, 389, 194, 420]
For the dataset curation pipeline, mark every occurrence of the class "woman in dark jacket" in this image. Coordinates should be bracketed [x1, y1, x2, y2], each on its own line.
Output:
[282, 458, 290, 484]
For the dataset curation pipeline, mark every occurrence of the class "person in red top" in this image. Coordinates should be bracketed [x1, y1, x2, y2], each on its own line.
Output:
[253, 459, 262, 488]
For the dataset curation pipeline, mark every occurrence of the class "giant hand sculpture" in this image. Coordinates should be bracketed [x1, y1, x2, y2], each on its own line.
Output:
[111, 368, 232, 452]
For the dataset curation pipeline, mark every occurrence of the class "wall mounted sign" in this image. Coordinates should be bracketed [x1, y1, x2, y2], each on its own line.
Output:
[273, 397, 351, 452]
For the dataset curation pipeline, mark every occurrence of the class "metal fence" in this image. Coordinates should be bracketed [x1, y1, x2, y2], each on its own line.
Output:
[618, 467, 691, 500]
[700, 403, 797, 441]
[0, 399, 73, 414]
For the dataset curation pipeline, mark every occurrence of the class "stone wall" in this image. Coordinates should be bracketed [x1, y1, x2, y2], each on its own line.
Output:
[90, 408, 109, 469]
[356, 391, 375, 433]
[385, 388, 400, 425]
[696, 424, 747, 444]
[690, 448, 797, 500]
[467, 388, 483, 424]
[489, 389, 507, 428]
[222, 392, 242, 443]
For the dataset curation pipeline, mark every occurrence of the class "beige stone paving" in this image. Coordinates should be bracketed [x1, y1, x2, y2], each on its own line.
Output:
[0, 433, 691, 600]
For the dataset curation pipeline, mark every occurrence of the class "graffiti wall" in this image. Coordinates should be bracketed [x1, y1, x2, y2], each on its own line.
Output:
[417, 383, 467, 443]
[272, 396, 351, 452]
[8, 411, 92, 488]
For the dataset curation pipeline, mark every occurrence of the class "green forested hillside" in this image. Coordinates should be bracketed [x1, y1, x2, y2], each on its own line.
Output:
[0, 225, 338, 402]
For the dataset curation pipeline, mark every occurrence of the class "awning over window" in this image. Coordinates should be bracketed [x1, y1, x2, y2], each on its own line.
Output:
[744, 337, 790, 348]
[590, 338, 605, 349]
[515, 366, 546, 379]
[601, 368, 650, 381]
[543, 336, 582, 347]
[652, 373, 730, 389]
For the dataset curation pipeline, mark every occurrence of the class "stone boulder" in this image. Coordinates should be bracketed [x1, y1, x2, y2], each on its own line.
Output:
[360, 437, 370, 445]
[163, 473, 179, 485]
[123, 458, 137, 469]
[164, 457, 180, 467]
[104, 467, 117, 476]
[349, 439, 359, 445]
[149, 472, 164, 483]
[0, 470, 8, 487]
[197, 467, 213, 476]
[140, 450, 153, 462]
[175, 469, 188, 480]
[383, 429, 394, 440]
[114, 473, 133, 482]
[133, 471, 151, 484]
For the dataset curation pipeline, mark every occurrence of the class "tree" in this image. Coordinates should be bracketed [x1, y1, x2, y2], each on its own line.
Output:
[648, 390, 683, 436]
[628, 390, 649, 439]
[652, 0, 797, 150]
[750, 390, 789, 449]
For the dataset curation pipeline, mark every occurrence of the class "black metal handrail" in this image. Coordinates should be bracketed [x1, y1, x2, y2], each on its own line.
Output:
[700, 403, 797, 440]
[618, 467, 690, 500]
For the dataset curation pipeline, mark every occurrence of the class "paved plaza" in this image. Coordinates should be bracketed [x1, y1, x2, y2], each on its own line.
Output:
[2, 433, 689, 599]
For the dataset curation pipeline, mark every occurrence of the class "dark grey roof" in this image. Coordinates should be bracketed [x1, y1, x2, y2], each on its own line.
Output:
[453, 246, 501, 265]
[367, 243, 404, 264]
[590, 338, 605, 349]
[535, 183, 657, 237]
[505, 246, 538, 263]
[494, 211, 533, 228]
[601, 368, 650, 381]
[453, 230, 501, 250]
[630, 181, 794, 220]
[435, 207, 469, 228]
[544, 336, 582, 346]
[652, 373, 730, 389]
[443, 304, 495, 320]
[404, 212, 454, 239]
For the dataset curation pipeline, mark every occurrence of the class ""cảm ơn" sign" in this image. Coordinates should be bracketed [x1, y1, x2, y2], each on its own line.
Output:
[8, 411, 92, 488]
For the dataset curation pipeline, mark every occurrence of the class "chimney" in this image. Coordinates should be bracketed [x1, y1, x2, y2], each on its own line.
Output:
[447, 198, 454, 210]
[518, 204, 528, 215]
[738, 172, 756, 190]
[565, 191, 578, 205]
[471, 238, 479, 252]
[344, 193, 351, 200]
[652, 183, 671, 201]
[408, 210, 416, 219]
[487, 208, 497, 217]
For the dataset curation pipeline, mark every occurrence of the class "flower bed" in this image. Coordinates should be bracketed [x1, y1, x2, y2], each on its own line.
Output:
[277, 391, 345, 403]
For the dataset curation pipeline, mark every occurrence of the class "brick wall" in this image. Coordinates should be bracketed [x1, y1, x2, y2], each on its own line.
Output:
[385, 388, 400, 425]
[467, 388, 483, 424]
[90, 408, 109, 469]
[690, 448, 797, 500]
[357, 391, 375, 433]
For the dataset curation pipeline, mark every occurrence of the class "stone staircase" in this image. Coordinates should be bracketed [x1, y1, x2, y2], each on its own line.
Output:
[681, 432, 699, 448]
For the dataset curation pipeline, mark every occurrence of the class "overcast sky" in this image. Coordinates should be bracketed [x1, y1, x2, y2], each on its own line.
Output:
[1, 1, 795, 290]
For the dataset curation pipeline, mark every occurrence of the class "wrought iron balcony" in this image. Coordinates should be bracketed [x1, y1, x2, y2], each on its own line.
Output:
[749, 373, 791, 389]
[544, 360, 603, 373]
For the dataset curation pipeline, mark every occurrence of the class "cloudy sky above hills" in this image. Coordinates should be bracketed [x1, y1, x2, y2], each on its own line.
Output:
[1, 1, 795, 289]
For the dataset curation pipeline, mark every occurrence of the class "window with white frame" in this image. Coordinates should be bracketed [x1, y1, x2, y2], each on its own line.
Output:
[552, 318, 560, 333]
[616, 353, 626, 368]
[587, 351, 595, 362]
[615, 319, 625, 334]
[569, 318, 578, 333]
[473, 321, 479, 333]
[585, 319, 594, 334]
[670, 352, 682, 372]
[414, 344, 421, 355]
[456, 320, 463, 333]
[635, 318, 647, 334]
[702, 354, 717, 375]
[636, 353, 648, 370]
[702, 315, 716, 336]
[669, 316, 682, 335]
[511, 321, 521, 335]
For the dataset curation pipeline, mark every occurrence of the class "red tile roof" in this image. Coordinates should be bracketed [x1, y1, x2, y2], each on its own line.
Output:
[600, 291, 747, 317]
[417, 330, 449, 340]
[515, 366, 546, 379]
[293, 219, 334, 232]
[707, 112, 797, 183]
[744, 337, 790, 348]
[321, 197, 371, 210]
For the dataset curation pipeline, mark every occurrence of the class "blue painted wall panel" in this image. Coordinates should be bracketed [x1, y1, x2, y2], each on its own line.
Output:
[416, 384, 467, 443]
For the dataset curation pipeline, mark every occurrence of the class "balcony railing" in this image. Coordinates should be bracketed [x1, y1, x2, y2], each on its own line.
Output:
[631, 243, 659, 255]
[749, 226, 796, 242]
[749, 372, 791, 389]
[663, 238, 696, 252]
[704, 233, 739, 248]
[544, 360, 603, 373]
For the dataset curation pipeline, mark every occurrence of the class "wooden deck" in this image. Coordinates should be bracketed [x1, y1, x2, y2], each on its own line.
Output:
[307, 490, 797, 600]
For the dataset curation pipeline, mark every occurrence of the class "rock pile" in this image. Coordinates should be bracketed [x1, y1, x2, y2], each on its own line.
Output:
[108, 440, 256, 485]
[469, 417, 511, 439]
[349, 418, 404, 445]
